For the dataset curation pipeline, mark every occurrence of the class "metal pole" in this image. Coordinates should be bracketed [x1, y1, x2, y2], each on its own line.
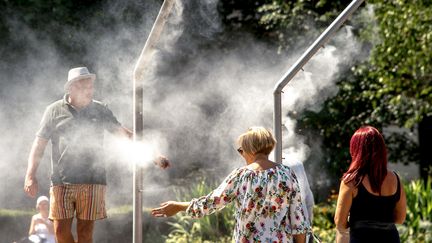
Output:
[273, 0, 364, 163]
[133, 1, 175, 243]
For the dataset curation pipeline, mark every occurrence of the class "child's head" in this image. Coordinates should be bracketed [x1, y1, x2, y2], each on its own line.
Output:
[36, 196, 49, 211]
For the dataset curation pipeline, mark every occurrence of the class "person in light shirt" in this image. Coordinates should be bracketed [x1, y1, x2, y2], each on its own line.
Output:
[28, 196, 55, 243]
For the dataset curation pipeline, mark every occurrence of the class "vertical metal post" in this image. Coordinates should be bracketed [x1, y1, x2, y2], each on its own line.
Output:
[273, 0, 364, 163]
[133, 1, 175, 242]
[132, 83, 144, 243]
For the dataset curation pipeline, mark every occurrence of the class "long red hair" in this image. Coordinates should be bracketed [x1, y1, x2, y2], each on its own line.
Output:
[342, 126, 388, 194]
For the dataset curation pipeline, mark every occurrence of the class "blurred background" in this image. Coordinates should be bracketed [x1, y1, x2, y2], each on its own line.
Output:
[0, 0, 431, 242]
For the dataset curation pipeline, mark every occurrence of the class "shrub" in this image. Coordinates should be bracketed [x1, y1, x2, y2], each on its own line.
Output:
[311, 190, 337, 242]
[398, 178, 432, 242]
[165, 179, 235, 243]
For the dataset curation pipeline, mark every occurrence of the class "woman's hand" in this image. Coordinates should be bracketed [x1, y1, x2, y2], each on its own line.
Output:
[151, 201, 189, 217]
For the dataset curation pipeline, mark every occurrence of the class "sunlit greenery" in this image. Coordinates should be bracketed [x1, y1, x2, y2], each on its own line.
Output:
[0, 208, 33, 217]
[165, 179, 235, 243]
[398, 178, 432, 242]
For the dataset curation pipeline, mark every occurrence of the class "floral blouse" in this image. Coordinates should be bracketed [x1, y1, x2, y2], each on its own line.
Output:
[186, 164, 310, 243]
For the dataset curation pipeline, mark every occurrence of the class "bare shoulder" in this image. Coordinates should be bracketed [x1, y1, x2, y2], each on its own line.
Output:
[384, 170, 398, 184]
[341, 180, 356, 189]
[338, 180, 358, 198]
[380, 170, 399, 195]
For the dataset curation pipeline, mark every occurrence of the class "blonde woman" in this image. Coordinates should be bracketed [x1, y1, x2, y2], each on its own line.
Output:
[152, 127, 309, 243]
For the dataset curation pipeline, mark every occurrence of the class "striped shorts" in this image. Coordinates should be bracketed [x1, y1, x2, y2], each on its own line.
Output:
[49, 184, 107, 221]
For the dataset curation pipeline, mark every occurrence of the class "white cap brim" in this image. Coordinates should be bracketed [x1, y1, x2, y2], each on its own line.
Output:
[64, 73, 96, 91]
[36, 195, 49, 208]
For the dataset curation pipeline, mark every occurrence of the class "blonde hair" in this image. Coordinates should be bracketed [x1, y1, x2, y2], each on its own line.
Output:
[237, 127, 276, 155]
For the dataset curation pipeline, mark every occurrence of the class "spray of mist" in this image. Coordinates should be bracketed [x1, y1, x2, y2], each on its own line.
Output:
[0, 2, 372, 240]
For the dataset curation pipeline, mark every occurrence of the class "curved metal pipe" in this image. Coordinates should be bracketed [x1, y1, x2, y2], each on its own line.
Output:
[273, 0, 364, 163]
[133, 1, 175, 242]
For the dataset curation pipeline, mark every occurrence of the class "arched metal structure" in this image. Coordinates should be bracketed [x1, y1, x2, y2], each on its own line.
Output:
[273, 0, 365, 163]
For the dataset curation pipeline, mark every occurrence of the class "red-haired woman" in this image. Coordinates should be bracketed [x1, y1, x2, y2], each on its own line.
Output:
[334, 126, 406, 243]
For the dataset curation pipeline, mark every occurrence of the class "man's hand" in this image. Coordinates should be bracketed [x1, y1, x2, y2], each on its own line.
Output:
[24, 175, 38, 198]
[25, 137, 47, 198]
[153, 155, 170, 169]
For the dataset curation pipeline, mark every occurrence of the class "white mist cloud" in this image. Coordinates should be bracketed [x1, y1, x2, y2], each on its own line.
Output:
[0, 0, 371, 216]
[104, 130, 169, 168]
[280, 26, 363, 166]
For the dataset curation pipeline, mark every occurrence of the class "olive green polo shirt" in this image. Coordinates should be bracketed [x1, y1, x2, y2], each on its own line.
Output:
[36, 95, 121, 185]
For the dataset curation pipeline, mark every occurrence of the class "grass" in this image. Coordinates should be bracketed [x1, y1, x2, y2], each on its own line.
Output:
[0, 208, 34, 217]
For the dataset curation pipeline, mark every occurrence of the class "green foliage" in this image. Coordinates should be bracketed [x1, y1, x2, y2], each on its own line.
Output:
[0, 208, 33, 217]
[107, 205, 133, 215]
[398, 178, 432, 242]
[289, 0, 431, 177]
[257, 0, 352, 51]
[246, 0, 432, 179]
[257, 0, 432, 131]
[354, 0, 432, 128]
[312, 198, 337, 242]
[165, 179, 235, 243]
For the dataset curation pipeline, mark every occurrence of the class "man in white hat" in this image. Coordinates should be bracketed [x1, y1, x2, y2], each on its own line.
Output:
[24, 67, 170, 243]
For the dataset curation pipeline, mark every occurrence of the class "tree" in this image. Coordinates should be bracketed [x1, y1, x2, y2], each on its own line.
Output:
[304, 0, 432, 179]
[356, 0, 432, 179]
[250, 0, 432, 180]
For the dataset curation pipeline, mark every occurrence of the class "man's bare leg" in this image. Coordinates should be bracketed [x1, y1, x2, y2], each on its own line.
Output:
[54, 218, 75, 243]
[77, 219, 95, 243]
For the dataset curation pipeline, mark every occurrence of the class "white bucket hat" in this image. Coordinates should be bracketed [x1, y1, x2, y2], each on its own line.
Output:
[36, 195, 49, 208]
[64, 67, 96, 91]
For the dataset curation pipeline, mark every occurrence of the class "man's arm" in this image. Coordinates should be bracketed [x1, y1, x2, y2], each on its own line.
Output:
[115, 125, 133, 139]
[24, 137, 48, 198]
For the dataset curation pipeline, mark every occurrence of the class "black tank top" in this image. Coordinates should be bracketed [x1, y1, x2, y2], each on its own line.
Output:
[350, 172, 401, 224]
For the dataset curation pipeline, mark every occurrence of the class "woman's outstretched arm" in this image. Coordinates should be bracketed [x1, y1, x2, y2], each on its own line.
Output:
[152, 168, 243, 218]
[152, 201, 189, 217]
